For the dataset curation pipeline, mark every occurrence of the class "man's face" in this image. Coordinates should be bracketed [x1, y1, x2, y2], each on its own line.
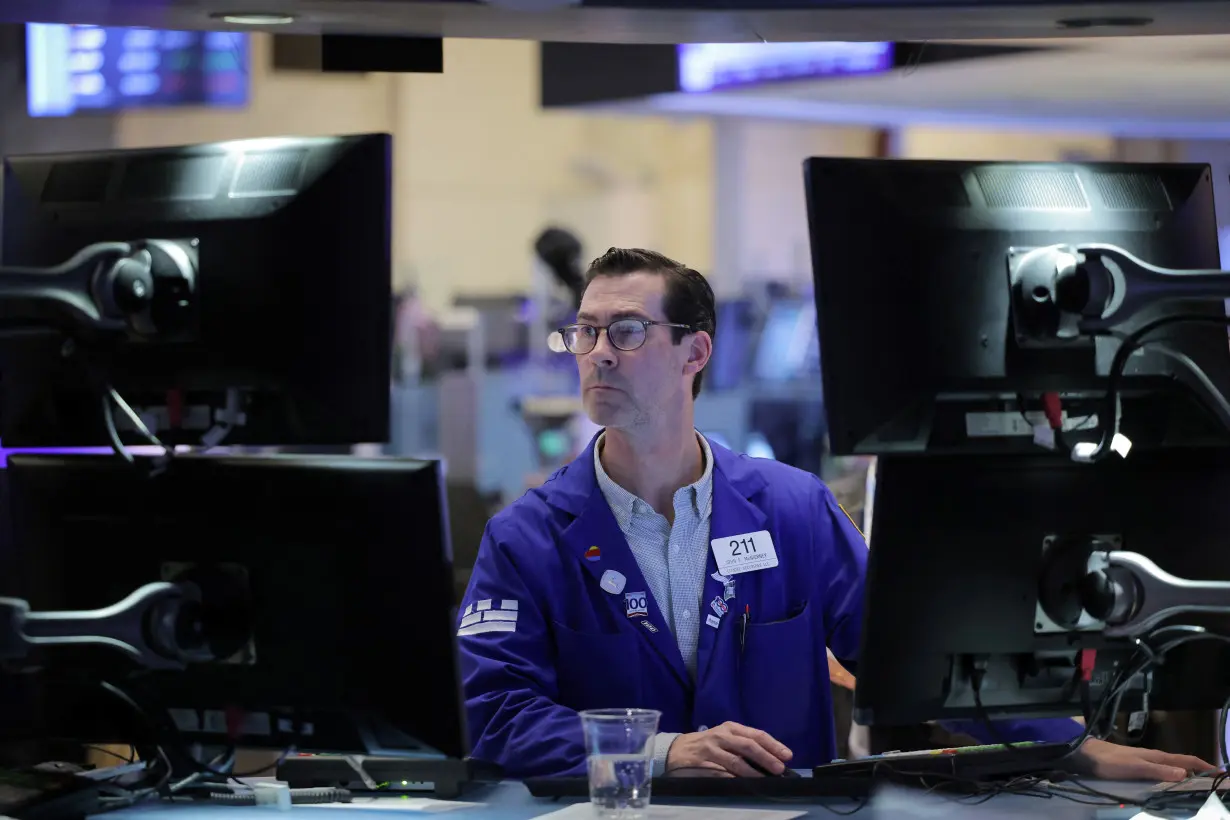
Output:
[575, 273, 694, 429]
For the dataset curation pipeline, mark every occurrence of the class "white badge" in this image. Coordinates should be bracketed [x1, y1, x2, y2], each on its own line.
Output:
[711, 530, 779, 577]
[600, 569, 626, 594]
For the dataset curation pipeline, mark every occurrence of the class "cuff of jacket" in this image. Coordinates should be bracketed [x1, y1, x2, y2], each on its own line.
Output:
[652, 732, 682, 776]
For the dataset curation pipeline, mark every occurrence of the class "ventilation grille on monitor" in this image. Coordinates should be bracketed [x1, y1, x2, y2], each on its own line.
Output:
[976, 168, 1089, 210]
[38, 147, 312, 205]
[230, 149, 308, 197]
[1090, 172, 1172, 211]
[117, 155, 227, 201]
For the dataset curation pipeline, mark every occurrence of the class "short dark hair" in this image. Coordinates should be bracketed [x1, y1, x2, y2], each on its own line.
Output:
[583, 247, 716, 399]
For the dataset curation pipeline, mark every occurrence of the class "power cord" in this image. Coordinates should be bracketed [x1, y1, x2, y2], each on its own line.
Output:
[1087, 313, 1230, 462]
[967, 623, 1230, 782]
[102, 385, 169, 468]
[101, 679, 295, 788]
[967, 662, 1020, 752]
[102, 385, 246, 466]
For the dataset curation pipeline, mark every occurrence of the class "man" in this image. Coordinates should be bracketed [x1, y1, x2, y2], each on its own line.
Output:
[457, 248, 1210, 781]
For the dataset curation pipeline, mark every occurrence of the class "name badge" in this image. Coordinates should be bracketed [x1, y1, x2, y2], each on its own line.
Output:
[711, 530, 778, 576]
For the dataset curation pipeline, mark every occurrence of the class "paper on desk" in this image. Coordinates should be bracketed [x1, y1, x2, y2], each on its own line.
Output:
[298, 797, 483, 813]
[531, 805, 805, 820]
[1129, 791, 1230, 820]
[1150, 776, 1230, 793]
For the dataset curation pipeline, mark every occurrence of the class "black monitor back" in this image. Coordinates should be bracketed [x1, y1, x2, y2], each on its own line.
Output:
[804, 158, 1230, 456]
[0, 453, 466, 759]
[854, 448, 1230, 728]
[0, 133, 392, 447]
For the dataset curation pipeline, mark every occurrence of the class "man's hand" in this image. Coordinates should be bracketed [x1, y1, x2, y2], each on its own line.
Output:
[1073, 738, 1215, 782]
[665, 722, 793, 777]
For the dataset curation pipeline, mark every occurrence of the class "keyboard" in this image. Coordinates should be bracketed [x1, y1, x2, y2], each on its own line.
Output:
[524, 773, 872, 800]
[525, 741, 1074, 801]
[812, 741, 1075, 781]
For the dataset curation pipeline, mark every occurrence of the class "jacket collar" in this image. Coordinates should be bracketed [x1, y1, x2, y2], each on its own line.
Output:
[538, 430, 768, 518]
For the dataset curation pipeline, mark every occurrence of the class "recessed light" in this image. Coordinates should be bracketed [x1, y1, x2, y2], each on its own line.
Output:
[211, 12, 296, 25]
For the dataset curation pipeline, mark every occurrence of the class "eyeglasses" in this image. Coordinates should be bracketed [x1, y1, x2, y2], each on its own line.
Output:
[548, 319, 693, 355]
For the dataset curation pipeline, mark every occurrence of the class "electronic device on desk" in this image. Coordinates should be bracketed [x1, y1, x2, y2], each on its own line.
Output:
[3, 450, 464, 764]
[0, 133, 476, 814]
[277, 754, 497, 800]
[855, 449, 1230, 732]
[813, 741, 1073, 781]
[805, 157, 1230, 458]
[0, 132, 391, 449]
[0, 768, 101, 820]
[805, 157, 1230, 759]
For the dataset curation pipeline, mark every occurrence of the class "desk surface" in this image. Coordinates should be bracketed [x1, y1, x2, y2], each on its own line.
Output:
[98, 779, 1165, 820]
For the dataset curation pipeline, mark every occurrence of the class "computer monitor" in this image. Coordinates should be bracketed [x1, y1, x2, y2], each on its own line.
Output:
[26, 25, 250, 118]
[751, 299, 820, 385]
[853, 449, 1230, 729]
[0, 133, 392, 448]
[706, 298, 757, 392]
[0, 452, 466, 761]
[804, 158, 1230, 456]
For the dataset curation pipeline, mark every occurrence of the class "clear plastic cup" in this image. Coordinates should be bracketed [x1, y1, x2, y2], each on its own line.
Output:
[580, 708, 661, 819]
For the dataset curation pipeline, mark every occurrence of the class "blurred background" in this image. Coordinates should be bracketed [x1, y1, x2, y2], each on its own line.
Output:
[5, 26, 1230, 599]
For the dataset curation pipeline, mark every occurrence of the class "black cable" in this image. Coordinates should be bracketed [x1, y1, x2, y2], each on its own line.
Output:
[1091, 313, 1230, 462]
[104, 679, 294, 785]
[968, 667, 1019, 752]
[965, 625, 1230, 782]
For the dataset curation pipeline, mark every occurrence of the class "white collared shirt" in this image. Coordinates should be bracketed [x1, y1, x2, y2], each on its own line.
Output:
[593, 430, 715, 678]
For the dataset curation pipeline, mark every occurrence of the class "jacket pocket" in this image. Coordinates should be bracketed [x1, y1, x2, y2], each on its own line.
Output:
[551, 620, 643, 711]
[739, 602, 818, 745]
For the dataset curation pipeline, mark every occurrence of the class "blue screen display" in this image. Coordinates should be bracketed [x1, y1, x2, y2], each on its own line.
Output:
[678, 42, 893, 93]
[753, 300, 820, 383]
[27, 24, 249, 117]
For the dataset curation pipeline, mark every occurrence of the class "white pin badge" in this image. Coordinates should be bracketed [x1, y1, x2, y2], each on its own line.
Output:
[600, 569, 627, 595]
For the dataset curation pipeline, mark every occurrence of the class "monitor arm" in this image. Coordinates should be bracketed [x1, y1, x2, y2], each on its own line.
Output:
[1038, 536, 1230, 638]
[0, 582, 214, 671]
[0, 239, 197, 341]
[1008, 243, 1230, 342]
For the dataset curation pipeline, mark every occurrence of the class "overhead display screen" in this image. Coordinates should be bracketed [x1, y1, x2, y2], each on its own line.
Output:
[677, 41, 894, 93]
[27, 24, 249, 117]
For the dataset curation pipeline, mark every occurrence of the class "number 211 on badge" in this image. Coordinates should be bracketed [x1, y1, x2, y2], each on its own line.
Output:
[710, 530, 779, 577]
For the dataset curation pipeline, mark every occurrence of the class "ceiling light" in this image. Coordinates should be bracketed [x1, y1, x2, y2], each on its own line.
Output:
[211, 12, 296, 25]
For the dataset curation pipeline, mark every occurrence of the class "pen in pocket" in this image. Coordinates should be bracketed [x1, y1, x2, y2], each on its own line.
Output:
[739, 605, 749, 654]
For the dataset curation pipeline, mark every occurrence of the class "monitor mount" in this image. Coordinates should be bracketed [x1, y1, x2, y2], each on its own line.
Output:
[0, 582, 215, 670]
[1007, 243, 1230, 344]
[0, 239, 198, 342]
[0, 239, 212, 673]
[1038, 536, 1230, 638]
